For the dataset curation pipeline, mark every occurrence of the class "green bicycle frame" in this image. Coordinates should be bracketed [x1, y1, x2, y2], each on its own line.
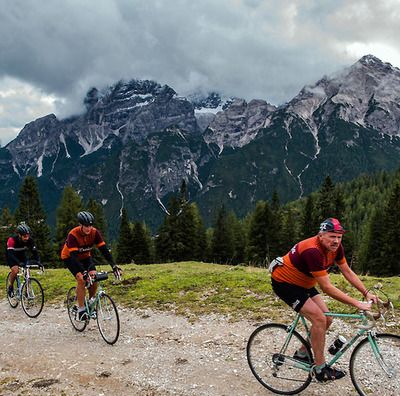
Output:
[287, 311, 382, 370]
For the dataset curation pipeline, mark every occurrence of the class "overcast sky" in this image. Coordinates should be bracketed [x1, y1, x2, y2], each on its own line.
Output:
[1, 0, 400, 146]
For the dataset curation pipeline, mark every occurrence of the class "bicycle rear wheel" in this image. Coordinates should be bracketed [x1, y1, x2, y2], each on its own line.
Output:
[6, 272, 19, 308]
[96, 293, 120, 345]
[247, 323, 312, 395]
[350, 333, 400, 396]
[66, 286, 87, 332]
[21, 278, 44, 318]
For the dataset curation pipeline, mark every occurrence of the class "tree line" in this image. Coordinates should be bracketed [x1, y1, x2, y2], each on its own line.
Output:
[1, 169, 400, 277]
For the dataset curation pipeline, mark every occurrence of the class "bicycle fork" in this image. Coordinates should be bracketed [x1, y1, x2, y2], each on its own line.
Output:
[368, 333, 396, 378]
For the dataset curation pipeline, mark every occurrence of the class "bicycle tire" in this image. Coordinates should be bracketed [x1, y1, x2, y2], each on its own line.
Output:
[66, 286, 87, 332]
[6, 272, 19, 308]
[247, 323, 312, 395]
[21, 278, 44, 318]
[350, 333, 400, 396]
[96, 293, 120, 345]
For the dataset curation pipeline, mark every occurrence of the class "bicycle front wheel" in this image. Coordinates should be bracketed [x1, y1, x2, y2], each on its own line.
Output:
[247, 323, 312, 395]
[6, 272, 19, 308]
[96, 293, 120, 345]
[21, 278, 44, 318]
[66, 286, 87, 332]
[350, 333, 400, 396]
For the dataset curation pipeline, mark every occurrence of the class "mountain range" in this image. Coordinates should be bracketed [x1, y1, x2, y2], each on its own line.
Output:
[1, 54, 400, 238]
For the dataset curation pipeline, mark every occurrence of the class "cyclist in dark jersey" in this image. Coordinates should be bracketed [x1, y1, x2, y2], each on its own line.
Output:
[61, 211, 122, 321]
[6, 224, 40, 297]
[270, 218, 378, 382]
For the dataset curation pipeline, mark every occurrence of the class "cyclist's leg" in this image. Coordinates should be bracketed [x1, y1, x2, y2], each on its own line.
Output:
[8, 264, 19, 288]
[86, 257, 98, 299]
[64, 257, 86, 309]
[297, 293, 332, 355]
[299, 298, 329, 367]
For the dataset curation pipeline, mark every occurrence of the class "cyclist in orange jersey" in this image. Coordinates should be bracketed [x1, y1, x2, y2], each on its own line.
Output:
[61, 211, 122, 321]
[270, 218, 378, 382]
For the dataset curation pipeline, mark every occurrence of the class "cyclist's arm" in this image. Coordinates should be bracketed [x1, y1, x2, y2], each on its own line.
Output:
[98, 245, 122, 274]
[6, 245, 24, 267]
[338, 262, 378, 304]
[314, 273, 371, 310]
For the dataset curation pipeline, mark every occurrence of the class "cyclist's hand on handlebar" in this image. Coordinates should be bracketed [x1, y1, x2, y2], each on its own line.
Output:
[111, 264, 123, 279]
[357, 301, 372, 311]
[365, 292, 379, 305]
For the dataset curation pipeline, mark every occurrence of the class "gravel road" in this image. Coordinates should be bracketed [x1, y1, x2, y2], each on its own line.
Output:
[0, 301, 366, 395]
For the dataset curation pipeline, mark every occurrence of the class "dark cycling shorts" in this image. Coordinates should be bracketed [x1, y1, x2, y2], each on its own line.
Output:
[64, 256, 96, 277]
[271, 278, 319, 312]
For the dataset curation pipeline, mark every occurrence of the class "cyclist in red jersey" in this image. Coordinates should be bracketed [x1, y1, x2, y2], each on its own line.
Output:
[270, 218, 378, 382]
[61, 211, 122, 321]
[6, 224, 40, 297]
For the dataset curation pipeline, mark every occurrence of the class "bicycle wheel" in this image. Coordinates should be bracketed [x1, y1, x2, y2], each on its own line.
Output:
[96, 293, 120, 345]
[21, 278, 44, 318]
[350, 333, 400, 396]
[66, 286, 87, 332]
[247, 323, 312, 395]
[6, 272, 19, 308]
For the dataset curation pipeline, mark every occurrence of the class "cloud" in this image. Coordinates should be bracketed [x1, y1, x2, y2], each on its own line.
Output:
[1, 0, 400, 144]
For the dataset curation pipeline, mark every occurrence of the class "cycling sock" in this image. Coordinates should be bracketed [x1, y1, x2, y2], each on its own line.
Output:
[78, 306, 86, 312]
[315, 364, 326, 373]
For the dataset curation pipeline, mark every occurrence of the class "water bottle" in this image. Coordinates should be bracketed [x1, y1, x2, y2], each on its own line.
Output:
[328, 335, 347, 355]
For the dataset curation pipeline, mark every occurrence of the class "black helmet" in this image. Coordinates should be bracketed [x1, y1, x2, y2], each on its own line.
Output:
[77, 211, 94, 226]
[17, 224, 31, 235]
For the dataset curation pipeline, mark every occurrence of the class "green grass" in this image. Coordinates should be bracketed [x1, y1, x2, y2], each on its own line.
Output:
[1, 262, 399, 328]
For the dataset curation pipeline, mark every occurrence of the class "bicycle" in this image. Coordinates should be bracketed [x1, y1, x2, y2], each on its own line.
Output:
[66, 270, 121, 345]
[247, 285, 399, 395]
[6, 260, 45, 318]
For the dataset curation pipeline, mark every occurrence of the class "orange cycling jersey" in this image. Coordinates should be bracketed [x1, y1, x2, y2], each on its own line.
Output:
[61, 226, 105, 260]
[271, 235, 346, 289]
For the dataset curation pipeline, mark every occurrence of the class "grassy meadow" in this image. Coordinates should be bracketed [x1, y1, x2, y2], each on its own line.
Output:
[1, 261, 399, 330]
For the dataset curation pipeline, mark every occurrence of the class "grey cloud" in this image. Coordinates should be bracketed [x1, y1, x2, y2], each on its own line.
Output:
[1, 0, 399, 125]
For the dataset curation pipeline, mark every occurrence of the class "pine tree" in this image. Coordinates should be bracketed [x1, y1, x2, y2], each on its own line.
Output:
[142, 221, 155, 263]
[15, 175, 55, 265]
[192, 203, 208, 261]
[245, 200, 270, 266]
[132, 219, 151, 264]
[211, 203, 234, 264]
[357, 207, 386, 275]
[317, 174, 336, 220]
[227, 211, 246, 265]
[155, 194, 179, 262]
[379, 181, 400, 275]
[300, 194, 318, 238]
[281, 204, 298, 253]
[175, 181, 198, 261]
[54, 183, 84, 254]
[268, 190, 283, 259]
[116, 207, 134, 265]
[86, 197, 108, 242]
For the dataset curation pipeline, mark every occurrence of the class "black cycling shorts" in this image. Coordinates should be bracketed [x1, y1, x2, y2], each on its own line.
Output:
[271, 278, 319, 312]
[64, 256, 96, 277]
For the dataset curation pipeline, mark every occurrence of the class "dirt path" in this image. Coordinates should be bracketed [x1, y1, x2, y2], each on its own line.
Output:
[0, 301, 359, 395]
